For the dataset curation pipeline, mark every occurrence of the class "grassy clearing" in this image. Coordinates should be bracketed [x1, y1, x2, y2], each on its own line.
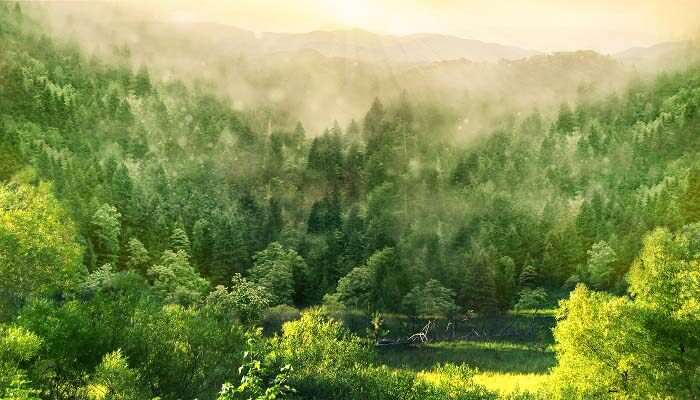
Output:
[378, 340, 556, 395]
[378, 341, 555, 374]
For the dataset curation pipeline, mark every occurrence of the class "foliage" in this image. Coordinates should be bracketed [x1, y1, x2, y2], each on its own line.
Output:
[0, 325, 42, 399]
[402, 279, 458, 318]
[514, 288, 548, 313]
[552, 225, 700, 399]
[147, 250, 210, 305]
[2, 4, 700, 398]
[335, 266, 373, 311]
[218, 336, 295, 400]
[250, 243, 306, 306]
[91, 204, 122, 269]
[206, 274, 272, 324]
[260, 305, 301, 334]
[0, 174, 84, 316]
[585, 241, 617, 289]
[82, 350, 151, 400]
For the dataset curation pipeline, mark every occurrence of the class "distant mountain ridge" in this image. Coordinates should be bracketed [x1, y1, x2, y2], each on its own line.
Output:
[251, 28, 541, 63]
[613, 40, 699, 71]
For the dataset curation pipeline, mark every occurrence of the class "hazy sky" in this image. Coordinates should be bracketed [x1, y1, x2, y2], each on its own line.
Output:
[98, 0, 700, 53]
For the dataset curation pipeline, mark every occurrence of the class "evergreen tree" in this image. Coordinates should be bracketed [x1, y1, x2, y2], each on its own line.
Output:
[126, 237, 149, 272]
[91, 204, 122, 268]
[680, 166, 700, 223]
[555, 101, 575, 133]
[169, 227, 191, 256]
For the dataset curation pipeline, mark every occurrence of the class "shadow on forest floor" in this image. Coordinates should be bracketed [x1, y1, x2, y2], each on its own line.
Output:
[377, 340, 556, 374]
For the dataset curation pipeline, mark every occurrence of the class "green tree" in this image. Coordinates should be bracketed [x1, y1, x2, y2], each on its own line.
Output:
[518, 265, 539, 288]
[680, 166, 700, 224]
[363, 97, 385, 140]
[169, 226, 191, 255]
[402, 279, 457, 318]
[493, 256, 517, 312]
[147, 250, 209, 305]
[366, 247, 405, 312]
[125, 237, 149, 272]
[249, 242, 307, 306]
[458, 250, 498, 314]
[82, 350, 151, 400]
[0, 325, 42, 398]
[132, 65, 152, 96]
[514, 287, 548, 313]
[335, 266, 373, 311]
[555, 101, 575, 133]
[0, 174, 83, 315]
[205, 273, 271, 324]
[553, 226, 700, 399]
[91, 204, 122, 268]
[585, 241, 616, 289]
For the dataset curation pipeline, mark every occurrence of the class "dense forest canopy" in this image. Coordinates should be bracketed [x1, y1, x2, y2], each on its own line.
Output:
[0, 3, 698, 399]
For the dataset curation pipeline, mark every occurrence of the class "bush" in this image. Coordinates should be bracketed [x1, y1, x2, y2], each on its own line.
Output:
[271, 309, 498, 400]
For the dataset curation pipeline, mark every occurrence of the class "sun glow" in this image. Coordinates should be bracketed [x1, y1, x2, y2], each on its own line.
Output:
[123, 0, 699, 52]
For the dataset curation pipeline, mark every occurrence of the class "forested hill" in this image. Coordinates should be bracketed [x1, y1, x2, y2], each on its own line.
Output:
[2, 2, 700, 313]
[2, 3, 700, 399]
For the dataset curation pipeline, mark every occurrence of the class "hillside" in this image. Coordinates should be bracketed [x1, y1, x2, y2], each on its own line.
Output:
[27, 2, 627, 132]
[1, 2, 699, 399]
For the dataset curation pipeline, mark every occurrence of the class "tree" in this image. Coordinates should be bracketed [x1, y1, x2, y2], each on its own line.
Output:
[169, 226, 191, 256]
[0, 325, 42, 397]
[493, 256, 517, 313]
[91, 204, 121, 268]
[680, 166, 700, 224]
[147, 250, 209, 305]
[125, 238, 149, 272]
[82, 350, 151, 400]
[132, 65, 151, 96]
[555, 101, 575, 133]
[366, 247, 405, 312]
[585, 241, 616, 289]
[363, 97, 385, 140]
[0, 174, 83, 315]
[205, 274, 271, 324]
[402, 279, 457, 318]
[552, 226, 700, 399]
[335, 266, 373, 311]
[458, 251, 498, 314]
[514, 287, 548, 313]
[518, 265, 539, 288]
[249, 242, 306, 306]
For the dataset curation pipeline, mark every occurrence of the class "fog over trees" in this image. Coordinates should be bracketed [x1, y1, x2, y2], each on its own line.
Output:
[0, 2, 698, 399]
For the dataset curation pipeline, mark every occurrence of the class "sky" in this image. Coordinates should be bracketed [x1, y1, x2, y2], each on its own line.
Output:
[64, 0, 700, 53]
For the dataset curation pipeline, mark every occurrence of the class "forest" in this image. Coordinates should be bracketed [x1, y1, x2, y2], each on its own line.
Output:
[0, 2, 698, 399]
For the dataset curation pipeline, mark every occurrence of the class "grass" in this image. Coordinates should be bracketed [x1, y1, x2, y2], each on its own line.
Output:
[474, 372, 549, 394]
[378, 340, 556, 395]
[378, 341, 556, 374]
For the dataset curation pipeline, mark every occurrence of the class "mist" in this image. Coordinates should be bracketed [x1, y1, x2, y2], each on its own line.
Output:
[23, 1, 686, 138]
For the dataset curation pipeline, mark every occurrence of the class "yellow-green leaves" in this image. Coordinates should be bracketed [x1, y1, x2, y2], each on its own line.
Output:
[0, 173, 83, 315]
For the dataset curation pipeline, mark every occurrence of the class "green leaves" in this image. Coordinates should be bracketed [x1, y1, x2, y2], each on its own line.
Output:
[552, 225, 700, 399]
[147, 250, 209, 306]
[249, 243, 306, 306]
[90, 204, 121, 269]
[0, 173, 84, 316]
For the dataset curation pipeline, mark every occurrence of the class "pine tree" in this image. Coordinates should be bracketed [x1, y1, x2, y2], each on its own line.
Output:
[169, 226, 191, 256]
[680, 166, 700, 224]
[126, 237, 149, 272]
[91, 204, 122, 268]
[363, 97, 385, 140]
[555, 101, 575, 133]
[458, 250, 498, 314]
